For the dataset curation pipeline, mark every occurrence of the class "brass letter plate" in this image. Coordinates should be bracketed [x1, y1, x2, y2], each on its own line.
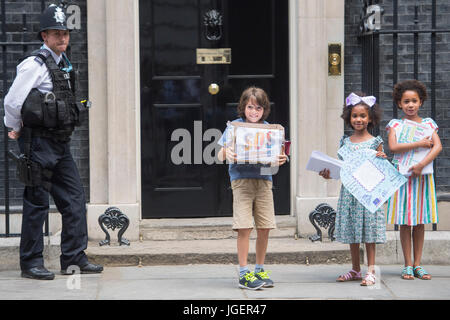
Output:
[197, 48, 231, 64]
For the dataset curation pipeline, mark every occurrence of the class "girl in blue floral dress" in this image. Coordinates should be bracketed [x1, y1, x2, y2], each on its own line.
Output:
[319, 92, 387, 286]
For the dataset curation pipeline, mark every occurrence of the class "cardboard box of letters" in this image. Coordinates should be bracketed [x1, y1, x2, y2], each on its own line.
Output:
[225, 121, 285, 164]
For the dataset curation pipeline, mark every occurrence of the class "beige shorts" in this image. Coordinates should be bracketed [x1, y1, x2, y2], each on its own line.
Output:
[231, 178, 276, 231]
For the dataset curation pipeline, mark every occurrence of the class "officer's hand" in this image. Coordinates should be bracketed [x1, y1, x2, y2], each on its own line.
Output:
[8, 130, 21, 140]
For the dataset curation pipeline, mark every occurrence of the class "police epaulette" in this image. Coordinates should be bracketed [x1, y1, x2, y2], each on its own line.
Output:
[32, 49, 51, 66]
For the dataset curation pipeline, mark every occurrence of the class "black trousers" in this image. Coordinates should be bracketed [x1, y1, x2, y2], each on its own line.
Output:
[18, 135, 88, 270]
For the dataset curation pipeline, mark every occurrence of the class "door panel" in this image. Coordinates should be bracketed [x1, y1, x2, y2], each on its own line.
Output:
[227, 0, 274, 76]
[140, 0, 289, 218]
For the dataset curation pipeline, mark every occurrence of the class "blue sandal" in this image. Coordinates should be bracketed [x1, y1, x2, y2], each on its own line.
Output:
[413, 266, 432, 280]
[401, 266, 414, 280]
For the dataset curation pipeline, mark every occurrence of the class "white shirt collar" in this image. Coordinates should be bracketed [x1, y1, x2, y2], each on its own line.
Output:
[42, 43, 63, 65]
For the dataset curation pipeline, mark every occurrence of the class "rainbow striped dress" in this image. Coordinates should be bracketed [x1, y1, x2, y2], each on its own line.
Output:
[386, 118, 439, 226]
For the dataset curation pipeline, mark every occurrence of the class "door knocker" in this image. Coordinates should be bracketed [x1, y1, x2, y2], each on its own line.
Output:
[203, 9, 223, 41]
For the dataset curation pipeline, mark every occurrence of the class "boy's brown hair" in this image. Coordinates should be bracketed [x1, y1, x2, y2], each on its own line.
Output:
[237, 86, 271, 122]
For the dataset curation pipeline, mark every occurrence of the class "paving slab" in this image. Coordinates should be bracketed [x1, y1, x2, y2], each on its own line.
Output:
[0, 273, 101, 300]
[1, 264, 449, 300]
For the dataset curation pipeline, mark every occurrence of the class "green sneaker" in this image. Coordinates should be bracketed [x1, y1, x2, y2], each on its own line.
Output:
[239, 271, 265, 290]
[254, 269, 274, 287]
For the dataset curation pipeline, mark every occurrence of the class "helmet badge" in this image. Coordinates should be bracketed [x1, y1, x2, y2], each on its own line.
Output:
[54, 7, 66, 24]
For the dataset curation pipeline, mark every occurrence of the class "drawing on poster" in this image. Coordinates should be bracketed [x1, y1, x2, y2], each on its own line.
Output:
[226, 121, 285, 164]
[352, 159, 385, 193]
[393, 119, 434, 176]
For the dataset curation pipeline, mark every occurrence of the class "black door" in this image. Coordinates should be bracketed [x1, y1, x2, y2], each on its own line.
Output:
[140, 0, 290, 218]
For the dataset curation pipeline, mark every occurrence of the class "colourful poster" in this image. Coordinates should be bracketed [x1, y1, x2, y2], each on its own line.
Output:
[226, 122, 284, 164]
[393, 119, 434, 176]
[339, 148, 407, 213]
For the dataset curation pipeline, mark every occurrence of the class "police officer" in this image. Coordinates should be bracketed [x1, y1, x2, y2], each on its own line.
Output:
[3, 4, 103, 280]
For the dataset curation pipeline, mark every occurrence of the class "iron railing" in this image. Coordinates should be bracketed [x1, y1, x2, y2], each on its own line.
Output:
[1, 0, 48, 237]
[359, 0, 450, 231]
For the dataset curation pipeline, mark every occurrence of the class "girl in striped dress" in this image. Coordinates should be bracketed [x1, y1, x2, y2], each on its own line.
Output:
[386, 80, 442, 281]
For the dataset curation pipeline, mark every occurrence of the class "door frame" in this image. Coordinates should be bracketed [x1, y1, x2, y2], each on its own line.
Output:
[136, 0, 297, 219]
[85, 0, 296, 236]
[139, 0, 296, 219]
[288, 0, 298, 220]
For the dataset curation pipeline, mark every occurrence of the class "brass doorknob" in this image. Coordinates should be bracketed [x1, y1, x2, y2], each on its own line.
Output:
[208, 83, 220, 95]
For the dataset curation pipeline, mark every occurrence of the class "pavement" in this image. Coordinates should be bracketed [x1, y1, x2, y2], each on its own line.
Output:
[1, 216, 450, 307]
[1, 264, 449, 300]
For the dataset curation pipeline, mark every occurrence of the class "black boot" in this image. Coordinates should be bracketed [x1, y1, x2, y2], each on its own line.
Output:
[21, 266, 55, 280]
[61, 262, 103, 275]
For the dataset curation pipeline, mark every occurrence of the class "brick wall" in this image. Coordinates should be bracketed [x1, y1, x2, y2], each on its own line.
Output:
[345, 0, 450, 195]
[0, 0, 89, 209]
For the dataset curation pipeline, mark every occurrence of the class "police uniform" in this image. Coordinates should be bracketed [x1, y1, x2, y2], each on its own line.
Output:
[3, 4, 102, 280]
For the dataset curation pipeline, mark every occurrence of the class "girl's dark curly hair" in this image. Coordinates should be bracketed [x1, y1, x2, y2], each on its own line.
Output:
[237, 86, 271, 122]
[392, 80, 427, 109]
[341, 91, 382, 130]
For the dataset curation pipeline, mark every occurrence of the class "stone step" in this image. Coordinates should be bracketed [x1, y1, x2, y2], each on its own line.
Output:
[139, 216, 298, 241]
[0, 235, 355, 270]
[3, 232, 450, 270]
[86, 237, 355, 267]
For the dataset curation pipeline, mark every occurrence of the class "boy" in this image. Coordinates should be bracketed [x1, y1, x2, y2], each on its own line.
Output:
[218, 87, 287, 290]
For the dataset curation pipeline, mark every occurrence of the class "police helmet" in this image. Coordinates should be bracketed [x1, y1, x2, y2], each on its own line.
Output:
[37, 4, 68, 41]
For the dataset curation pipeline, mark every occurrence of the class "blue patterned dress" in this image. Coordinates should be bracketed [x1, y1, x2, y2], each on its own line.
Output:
[334, 135, 387, 244]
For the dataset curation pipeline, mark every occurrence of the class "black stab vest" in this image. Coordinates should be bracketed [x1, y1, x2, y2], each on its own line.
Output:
[21, 49, 82, 141]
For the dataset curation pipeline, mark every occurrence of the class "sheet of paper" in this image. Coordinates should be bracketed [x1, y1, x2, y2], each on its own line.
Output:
[306, 150, 344, 180]
[396, 119, 434, 143]
[393, 119, 435, 176]
[340, 149, 407, 213]
[396, 149, 433, 175]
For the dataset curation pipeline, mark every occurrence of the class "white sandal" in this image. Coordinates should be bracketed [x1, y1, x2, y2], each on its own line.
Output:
[360, 272, 376, 286]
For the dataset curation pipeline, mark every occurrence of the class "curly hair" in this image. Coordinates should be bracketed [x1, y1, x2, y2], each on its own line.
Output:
[392, 80, 428, 109]
[341, 91, 382, 130]
[237, 86, 271, 122]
